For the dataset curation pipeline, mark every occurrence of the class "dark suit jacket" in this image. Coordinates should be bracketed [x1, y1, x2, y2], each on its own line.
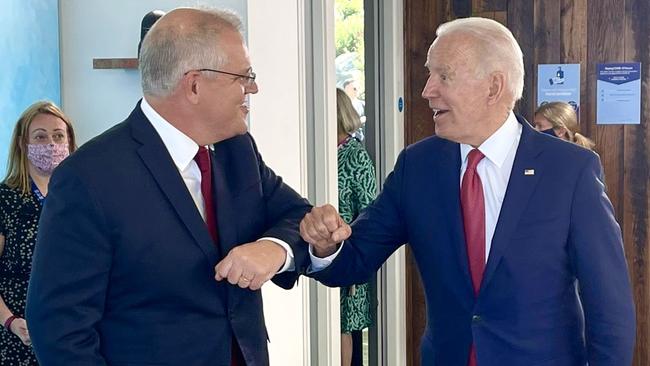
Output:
[26, 103, 311, 366]
[311, 116, 635, 366]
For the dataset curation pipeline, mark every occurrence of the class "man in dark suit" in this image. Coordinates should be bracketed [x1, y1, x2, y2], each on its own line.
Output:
[26, 7, 310, 366]
[301, 17, 635, 366]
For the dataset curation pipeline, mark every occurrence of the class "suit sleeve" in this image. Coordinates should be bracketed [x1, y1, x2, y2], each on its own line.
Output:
[26, 166, 111, 366]
[310, 150, 409, 287]
[248, 136, 312, 289]
[569, 153, 636, 365]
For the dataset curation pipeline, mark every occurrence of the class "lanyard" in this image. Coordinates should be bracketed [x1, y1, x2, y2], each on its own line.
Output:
[31, 181, 45, 204]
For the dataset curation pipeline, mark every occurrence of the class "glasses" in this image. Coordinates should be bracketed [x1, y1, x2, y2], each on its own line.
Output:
[186, 68, 256, 87]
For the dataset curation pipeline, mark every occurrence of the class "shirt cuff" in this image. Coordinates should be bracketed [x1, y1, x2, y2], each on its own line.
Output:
[308, 242, 344, 273]
[259, 237, 294, 273]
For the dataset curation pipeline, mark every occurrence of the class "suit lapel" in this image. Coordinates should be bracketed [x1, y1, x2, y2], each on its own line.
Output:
[210, 143, 239, 257]
[480, 117, 544, 292]
[130, 104, 220, 266]
[437, 141, 475, 295]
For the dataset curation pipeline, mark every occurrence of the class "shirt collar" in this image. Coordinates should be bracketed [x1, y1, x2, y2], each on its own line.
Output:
[140, 97, 200, 171]
[460, 111, 521, 168]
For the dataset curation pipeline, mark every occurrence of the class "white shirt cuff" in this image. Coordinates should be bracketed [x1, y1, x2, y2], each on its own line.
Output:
[308, 241, 344, 273]
[259, 237, 294, 273]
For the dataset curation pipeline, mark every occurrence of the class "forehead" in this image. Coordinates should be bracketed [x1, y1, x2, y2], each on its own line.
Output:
[426, 34, 476, 70]
[220, 30, 251, 67]
[29, 113, 67, 131]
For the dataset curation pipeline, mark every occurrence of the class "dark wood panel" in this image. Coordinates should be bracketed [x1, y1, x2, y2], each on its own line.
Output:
[560, 0, 588, 129]
[624, 0, 650, 364]
[404, 0, 442, 149]
[587, 0, 626, 223]
[534, 0, 562, 63]
[533, 0, 562, 119]
[453, 0, 472, 17]
[507, 0, 535, 119]
[403, 2, 450, 363]
[493, 10, 507, 26]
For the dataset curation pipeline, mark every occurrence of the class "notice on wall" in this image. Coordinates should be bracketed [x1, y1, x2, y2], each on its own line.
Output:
[596, 63, 642, 125]
[537, 64, 581, 115]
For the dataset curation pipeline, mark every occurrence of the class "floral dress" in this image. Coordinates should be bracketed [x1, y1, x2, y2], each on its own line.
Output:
[0, 183, 41, 365]
[338, 137, 377, 333]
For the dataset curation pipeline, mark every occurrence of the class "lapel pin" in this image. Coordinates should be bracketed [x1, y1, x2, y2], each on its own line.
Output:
[524, 169, 535, 176]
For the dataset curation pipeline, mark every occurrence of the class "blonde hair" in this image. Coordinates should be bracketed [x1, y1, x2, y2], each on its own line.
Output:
[4, 101, 77, 195]
[336, 88, 361, 135]
[535, 102, 595, 150]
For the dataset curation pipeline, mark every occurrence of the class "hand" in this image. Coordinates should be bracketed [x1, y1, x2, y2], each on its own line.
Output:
[300, 204, 351, 257]
[9, 317, 31, 346]
[214, 240, 287, 291]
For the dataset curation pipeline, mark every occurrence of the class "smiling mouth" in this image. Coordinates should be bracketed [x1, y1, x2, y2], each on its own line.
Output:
[432, 109, 449, 119]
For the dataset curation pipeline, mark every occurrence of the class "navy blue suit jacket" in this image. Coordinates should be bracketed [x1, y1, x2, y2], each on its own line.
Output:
[312, 116, 635, 365]
[26, 103, 311, 366]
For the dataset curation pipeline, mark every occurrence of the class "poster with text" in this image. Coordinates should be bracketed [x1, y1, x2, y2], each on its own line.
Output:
[537, 64, 581, 117]
[597, 62, 642, 125]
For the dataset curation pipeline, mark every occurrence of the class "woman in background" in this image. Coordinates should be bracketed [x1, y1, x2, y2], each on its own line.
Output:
[534, 101, 596, 150]
[0, 101, 76, 365]
[336, 88, 376, 366]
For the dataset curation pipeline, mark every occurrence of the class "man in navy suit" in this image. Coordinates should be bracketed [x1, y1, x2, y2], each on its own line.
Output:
[26, 7, 310, 366]
[301, 17, 635, 365]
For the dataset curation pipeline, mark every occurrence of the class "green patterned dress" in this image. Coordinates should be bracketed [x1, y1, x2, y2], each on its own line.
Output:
[338, 137, 377, 333]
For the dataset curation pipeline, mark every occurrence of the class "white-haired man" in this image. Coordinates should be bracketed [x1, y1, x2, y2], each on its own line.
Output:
[26, 7, 311, 366]
[302, 17, 635, 366]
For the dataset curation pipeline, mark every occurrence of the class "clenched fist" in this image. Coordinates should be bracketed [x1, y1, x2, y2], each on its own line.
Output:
[300, 204, 351, 257]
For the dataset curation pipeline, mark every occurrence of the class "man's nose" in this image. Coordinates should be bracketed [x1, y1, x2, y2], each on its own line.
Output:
[421, 75, 438, 100]
[246, 80, 259, 94]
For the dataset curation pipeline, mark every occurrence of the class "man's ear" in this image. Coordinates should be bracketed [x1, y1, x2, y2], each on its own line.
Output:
[182, 72, 201, 104]
[487, 71, 506, 105]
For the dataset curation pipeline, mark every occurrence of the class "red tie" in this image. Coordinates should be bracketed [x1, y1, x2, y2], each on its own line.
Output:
[194, 147, 245, 366]
[461, 149, 486, 366]
[194, 147, 218, 244]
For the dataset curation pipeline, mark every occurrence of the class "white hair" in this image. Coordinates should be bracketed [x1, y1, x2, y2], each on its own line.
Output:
[436, 17, 524, 105]
[139, 8, 244, 97]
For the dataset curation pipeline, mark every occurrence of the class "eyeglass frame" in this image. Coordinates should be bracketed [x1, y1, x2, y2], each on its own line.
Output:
[185, 68, 256, 87]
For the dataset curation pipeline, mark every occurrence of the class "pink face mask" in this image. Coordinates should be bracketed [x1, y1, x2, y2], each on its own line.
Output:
[27, 143, 70, 174]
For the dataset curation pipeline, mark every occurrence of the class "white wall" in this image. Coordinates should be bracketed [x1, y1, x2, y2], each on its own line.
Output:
[59, 0, 246, 143]
[247, 1, 309, 365]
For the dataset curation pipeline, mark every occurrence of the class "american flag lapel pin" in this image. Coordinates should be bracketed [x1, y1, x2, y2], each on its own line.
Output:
[524, 169, 535, 176]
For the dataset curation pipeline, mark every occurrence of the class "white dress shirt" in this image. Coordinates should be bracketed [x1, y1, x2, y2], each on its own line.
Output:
[310, 111, 522, 270]
[141, 98, 294, 273]
[459, 111, 521, 261]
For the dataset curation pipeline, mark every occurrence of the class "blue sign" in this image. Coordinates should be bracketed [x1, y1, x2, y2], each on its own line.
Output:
[596, 62, 642, 125]
[537, 64, 581, 116]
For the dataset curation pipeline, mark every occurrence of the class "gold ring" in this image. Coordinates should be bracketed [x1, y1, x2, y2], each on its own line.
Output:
[241, 276, 251, 282]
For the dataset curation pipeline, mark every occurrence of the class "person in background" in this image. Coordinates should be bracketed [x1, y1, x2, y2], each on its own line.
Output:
[137, 9, 165, 57]
[343, 78, 366, 141]
[336, 88, 376, 366]
[343, 78, 365, 118]
[534, 101, 595, 150]
[0, 101, 76, 365]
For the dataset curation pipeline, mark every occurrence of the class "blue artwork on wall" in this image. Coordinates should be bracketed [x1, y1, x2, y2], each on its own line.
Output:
[0, 0, 61, 177]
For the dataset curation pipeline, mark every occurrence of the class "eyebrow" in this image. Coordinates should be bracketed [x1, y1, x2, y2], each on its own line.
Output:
[31, 128, 66, 133]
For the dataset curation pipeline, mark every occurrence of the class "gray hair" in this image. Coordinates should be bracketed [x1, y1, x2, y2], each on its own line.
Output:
[436, 17, 524, 105]
[139, 8, 244, 97]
